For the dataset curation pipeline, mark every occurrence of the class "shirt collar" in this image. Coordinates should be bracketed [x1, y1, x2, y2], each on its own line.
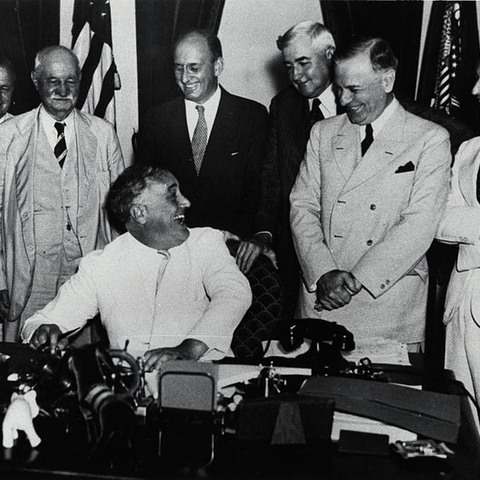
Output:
[313, 84, 336, 116]
[39, 105, 75, 131]
[369, 96, 399, 136]
[184, 85, 221, 115]
[0, 112, 12, 124]
[125, 230, 187, 257]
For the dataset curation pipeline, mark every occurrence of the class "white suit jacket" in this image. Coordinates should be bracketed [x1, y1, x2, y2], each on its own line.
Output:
[290, 104, 451, 343]
[0, 107, 125, 327]
[22, 228, 252, 360]
[436, 137, 480, 324]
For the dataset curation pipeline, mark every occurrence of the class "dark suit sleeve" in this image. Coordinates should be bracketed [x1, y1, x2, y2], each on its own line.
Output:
[242, 102, 269, 237]
[254, 98, 281, 235]
[136, 108, 158, 164]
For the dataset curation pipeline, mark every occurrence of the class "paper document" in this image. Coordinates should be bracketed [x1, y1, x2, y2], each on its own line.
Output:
[342, 337, 411, 365]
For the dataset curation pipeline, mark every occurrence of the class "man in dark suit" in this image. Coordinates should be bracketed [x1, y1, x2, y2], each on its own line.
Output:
[257, 21, 337, 320]
[139, 29, 272, 273]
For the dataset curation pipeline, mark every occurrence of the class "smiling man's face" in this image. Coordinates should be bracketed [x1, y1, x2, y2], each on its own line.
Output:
[282, 36, 332, 99]
[137, 172, 191, 239]
[173, 34, 223, 104]
[334, 51, 395, 125]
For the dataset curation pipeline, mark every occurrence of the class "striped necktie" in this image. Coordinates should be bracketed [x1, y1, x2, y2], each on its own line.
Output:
[54, 122, 67, 168]
[191, 105, 208, 175]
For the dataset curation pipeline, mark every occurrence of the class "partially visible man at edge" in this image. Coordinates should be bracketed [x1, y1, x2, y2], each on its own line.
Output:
[22, 164, 252, 369]
[0, 45, 125, 342]
[256, 21, 337, 322]
[0, 55, 15, 124]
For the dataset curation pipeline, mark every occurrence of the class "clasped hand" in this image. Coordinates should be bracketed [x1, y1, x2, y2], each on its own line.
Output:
[315, 270, 362, 312]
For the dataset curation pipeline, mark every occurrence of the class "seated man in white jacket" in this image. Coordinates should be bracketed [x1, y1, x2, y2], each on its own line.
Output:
[22, 164, 252, 370]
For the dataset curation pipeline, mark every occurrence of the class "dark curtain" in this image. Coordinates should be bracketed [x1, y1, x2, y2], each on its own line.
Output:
[0, 0, 59, 114]
[417, 1, 480, 134]
[321, 0, 423, 100]
[136, 0, 225, 129]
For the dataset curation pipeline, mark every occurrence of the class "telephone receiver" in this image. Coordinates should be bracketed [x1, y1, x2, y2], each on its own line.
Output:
[285, 319, 355, 373]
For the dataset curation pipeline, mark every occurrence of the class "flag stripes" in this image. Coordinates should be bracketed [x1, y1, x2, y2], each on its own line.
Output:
[71, 0, 117, 125]
[432, 2, 461, 115]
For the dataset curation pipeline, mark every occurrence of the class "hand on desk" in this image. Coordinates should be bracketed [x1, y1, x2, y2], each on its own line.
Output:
[144, 338, 209, 371]
[315, 270, 362, 312]
[29, 324, 68, 353]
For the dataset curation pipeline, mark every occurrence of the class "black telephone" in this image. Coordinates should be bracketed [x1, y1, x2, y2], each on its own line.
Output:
[282, 319, 355, 373]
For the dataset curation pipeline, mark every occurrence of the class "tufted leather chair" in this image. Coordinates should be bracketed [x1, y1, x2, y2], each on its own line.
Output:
[226, 239, 285, 361]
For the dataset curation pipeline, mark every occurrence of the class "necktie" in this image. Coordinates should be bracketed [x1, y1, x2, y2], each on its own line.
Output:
[54, 122, 67, 168]
[191, 105, 208, 175]
[361, 124, 374, 156]
[309, 98, 324, 128]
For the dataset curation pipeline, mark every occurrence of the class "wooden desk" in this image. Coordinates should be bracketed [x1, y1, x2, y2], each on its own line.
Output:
[0, 359, 478, 480]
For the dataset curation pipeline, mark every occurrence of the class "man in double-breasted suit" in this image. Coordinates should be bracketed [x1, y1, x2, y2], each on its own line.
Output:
[257, 21, 338, 319]
[139, 29, 271, 274]
[290, 38, 451, 346]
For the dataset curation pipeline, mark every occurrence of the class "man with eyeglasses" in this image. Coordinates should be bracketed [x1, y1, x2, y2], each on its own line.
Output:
[139, 29, 274, 275]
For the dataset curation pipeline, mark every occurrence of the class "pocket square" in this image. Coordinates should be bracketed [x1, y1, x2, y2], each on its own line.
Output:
[395, 161, 415, 174]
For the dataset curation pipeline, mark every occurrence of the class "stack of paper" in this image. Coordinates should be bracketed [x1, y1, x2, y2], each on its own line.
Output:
[331, 411, 417, 442]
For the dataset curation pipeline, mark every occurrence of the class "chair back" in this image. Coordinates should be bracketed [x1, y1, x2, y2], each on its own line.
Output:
[227, 239, 284, 360]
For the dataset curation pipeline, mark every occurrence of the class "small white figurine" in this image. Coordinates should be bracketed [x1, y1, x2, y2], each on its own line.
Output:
[2, 390, 41, 448]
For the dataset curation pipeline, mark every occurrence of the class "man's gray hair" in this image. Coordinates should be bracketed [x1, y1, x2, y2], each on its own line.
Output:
[277, 20, 335, 56]
[34, 45, 81, 75]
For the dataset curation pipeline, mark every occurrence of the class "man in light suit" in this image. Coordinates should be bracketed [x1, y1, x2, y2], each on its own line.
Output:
[258, 21, 337, 320]
[0, 55, 15, 124]
[139, 29, 272, 274]
[290, 38, 451, 346]
[0, 46, 125, 342]
[22, 165, 252, 369]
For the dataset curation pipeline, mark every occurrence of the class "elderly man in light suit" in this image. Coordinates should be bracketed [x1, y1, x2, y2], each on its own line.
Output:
[290, 37, 451, 347]
[0, 45, 125, 342]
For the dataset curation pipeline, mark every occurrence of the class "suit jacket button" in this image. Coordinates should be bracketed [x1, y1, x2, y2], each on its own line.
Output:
[370, 204, 376, 210]
[366, 240, 373, 246]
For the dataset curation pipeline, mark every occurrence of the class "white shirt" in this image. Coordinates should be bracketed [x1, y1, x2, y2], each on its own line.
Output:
[308, 84, 337, 119]
[39, 106, 75, 151]
[185, 86, 221, 143]
[360, 96, 399, 141]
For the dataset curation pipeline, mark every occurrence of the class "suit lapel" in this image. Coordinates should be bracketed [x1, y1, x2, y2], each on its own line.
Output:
[332, 117, 359, 182]
[288, 90, 310, 157]
[74, 111, 97, 223]
[342, 106, 406, 193]
[123, 239, 156, 319]
[166, 99, 198, 181]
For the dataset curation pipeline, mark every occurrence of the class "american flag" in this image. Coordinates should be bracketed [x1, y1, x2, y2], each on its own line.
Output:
[71, 0, 119, 125]
[431, 1, 461, 115]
